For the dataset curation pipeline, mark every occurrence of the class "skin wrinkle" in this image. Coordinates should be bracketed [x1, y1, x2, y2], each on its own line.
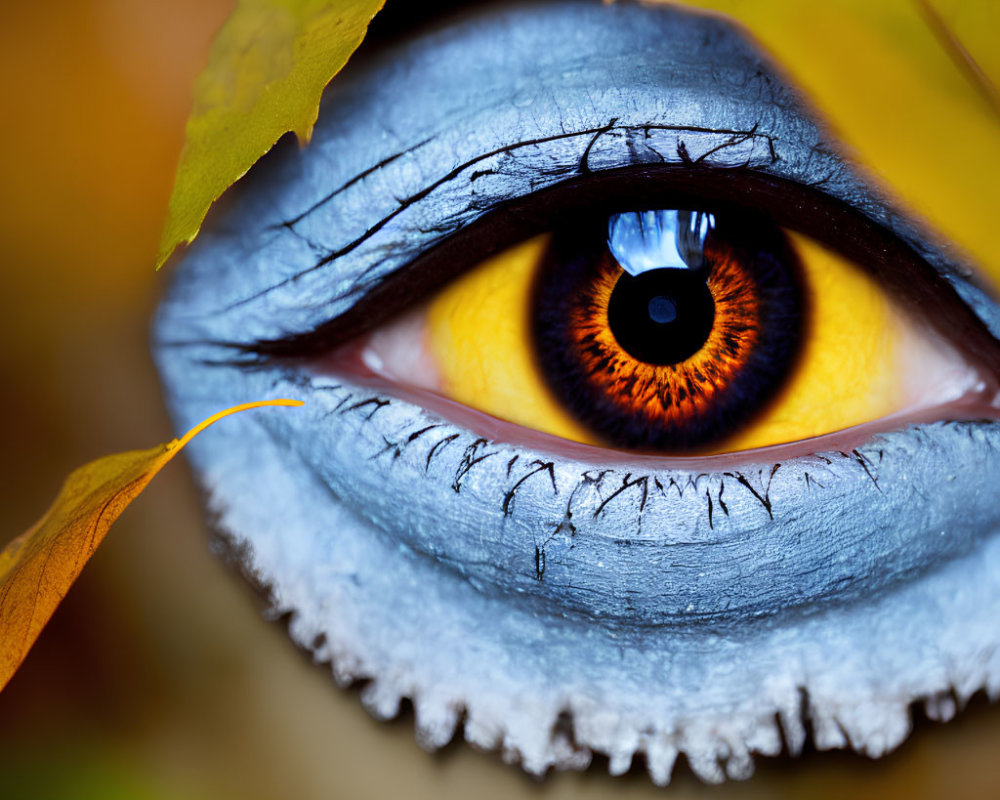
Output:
[157, 2, 999, 356]
[153, 0, 1000, 784]
[278, 135, 436, 229]
[219, 120, 779, 315]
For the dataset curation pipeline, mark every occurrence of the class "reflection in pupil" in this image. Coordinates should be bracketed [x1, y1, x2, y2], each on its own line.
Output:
[607, 209, 715, 274]
[607, 268, 716, 365]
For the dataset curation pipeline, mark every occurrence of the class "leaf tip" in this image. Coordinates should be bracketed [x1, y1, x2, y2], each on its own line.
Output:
[175, 398, 305, 449]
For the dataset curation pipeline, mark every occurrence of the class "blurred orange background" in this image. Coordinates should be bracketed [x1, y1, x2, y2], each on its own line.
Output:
[1, 1, 999, 798]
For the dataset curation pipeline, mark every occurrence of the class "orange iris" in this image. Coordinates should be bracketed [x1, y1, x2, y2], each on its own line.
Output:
[531, 214, 803, 451]
[567, 239, 763, 428]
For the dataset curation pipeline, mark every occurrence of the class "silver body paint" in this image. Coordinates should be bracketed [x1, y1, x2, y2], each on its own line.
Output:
[154, 0, 1000, 784]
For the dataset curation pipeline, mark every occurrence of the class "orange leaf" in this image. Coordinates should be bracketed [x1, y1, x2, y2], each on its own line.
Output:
[0, 399, 303, 692]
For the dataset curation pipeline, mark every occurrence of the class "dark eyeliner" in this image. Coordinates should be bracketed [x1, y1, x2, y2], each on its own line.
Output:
[245, 165, 1000, 381]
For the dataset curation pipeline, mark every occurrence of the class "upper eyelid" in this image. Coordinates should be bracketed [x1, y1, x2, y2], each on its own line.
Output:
[161, 0, 989, 350]
[274, 119, 770, 262]
[243, 120, 780, 320]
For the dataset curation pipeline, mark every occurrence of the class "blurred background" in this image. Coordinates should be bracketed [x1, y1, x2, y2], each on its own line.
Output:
[1, 0, 999, 798]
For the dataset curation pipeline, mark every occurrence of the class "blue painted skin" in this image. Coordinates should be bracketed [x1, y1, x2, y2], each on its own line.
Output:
[154, 0, 1000, 784]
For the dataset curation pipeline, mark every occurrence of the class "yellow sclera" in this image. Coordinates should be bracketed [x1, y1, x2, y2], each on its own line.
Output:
[425, 232, 903, 453]
[719, 234, 901, 451]
[661, 0, 1000, 293]
[426, 237, 593, 445]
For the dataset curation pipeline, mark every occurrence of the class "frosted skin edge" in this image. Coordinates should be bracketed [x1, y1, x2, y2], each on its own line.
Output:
[153, 0, 1000, 784]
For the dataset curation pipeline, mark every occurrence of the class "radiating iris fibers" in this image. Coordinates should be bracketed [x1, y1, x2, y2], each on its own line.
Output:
[532, 209, 803, 450]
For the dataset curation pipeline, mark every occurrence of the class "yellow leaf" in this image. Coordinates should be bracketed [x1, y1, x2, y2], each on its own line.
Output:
[653, 0, 1000, 290]
[156, 0, 386, 269]
[0, 399, 304, 692]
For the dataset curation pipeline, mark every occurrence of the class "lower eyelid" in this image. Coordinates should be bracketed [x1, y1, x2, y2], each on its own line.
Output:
[320, 336, 1000, 463]
[239, 362, 1000, 627]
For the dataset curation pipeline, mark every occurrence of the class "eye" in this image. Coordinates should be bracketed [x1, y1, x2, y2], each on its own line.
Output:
[154, 0, 1000, 786]
[359, 203, 979, 456]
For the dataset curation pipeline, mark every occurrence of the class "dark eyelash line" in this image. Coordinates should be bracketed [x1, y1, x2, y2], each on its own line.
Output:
[238, 170, 1000, 402]
[306, 373, 897, 543]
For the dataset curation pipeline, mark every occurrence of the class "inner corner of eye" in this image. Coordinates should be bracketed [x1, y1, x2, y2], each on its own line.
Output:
[344, 208, 985, 456]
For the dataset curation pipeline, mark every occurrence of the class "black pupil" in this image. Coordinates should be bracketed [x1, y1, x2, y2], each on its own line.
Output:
[606, 268, 715, 365]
